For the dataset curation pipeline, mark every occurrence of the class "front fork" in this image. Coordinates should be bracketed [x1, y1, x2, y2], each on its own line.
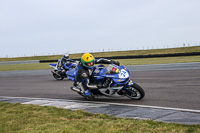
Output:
[122, 79, 135, 94]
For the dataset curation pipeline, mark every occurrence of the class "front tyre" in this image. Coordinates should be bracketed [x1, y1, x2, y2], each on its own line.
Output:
[52, 70, 64, 80]
[124, 83, 145, 100]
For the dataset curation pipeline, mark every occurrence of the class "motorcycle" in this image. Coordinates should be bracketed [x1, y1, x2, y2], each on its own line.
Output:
[66, 64, 145, 100]
[49, 60, 78, 80]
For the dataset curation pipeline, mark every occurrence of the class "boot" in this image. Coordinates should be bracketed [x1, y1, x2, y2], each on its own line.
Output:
[71, 86, 81, 93]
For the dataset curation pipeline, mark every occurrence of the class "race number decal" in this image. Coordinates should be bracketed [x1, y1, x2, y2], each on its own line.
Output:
[118, 69, 129, 78]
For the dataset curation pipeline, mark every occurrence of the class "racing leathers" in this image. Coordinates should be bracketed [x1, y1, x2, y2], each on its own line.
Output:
[58, 58, 76, 73]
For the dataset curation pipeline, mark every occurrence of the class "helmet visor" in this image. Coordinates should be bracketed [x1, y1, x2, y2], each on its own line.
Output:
[86, 61, 94, 67]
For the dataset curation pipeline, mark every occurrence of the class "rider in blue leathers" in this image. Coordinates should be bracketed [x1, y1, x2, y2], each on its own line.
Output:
[57, 53, 76, 75]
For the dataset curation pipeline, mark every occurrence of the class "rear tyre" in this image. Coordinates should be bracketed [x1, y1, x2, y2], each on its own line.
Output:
[124, 83, 145, 100]
[84, 93, 95, 100]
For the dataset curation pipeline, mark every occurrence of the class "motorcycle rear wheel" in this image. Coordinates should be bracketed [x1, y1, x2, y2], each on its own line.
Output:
[84, 93, 95, 100]
[124, 83, 145, 100]
[75, 90, 95, 100]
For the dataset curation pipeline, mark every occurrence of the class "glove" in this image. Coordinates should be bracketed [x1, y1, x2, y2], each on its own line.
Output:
[73, 82, 79, 86]
[114, 61, 120, 66]
[81, 73, 88, 79]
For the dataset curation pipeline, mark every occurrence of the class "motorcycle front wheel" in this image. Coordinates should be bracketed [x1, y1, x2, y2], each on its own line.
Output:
[52, 70, 64, 80]
[124, 83, 145, 100]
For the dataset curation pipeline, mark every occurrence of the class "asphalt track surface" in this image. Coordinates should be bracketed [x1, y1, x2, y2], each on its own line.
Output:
[0, 62, 200, 110]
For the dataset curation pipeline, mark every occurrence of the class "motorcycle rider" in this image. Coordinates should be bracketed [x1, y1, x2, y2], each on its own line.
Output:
[57, 53, 76, 75]
[71, 53, 120, 97]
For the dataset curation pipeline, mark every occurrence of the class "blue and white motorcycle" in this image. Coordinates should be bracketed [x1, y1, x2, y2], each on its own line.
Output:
[66, 64, 145, 100]
[49, 60, 78, 80]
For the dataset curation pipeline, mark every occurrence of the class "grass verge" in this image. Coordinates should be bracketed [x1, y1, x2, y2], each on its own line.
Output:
[117, 55, 200, 66]
[0, 62, 54, 71]
[0, 102, 199, 133]
[0, 56, 200, 71]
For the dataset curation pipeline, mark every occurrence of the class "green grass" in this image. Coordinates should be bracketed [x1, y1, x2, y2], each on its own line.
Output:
[0, 55, 62, 62]
[1, 46, 200, 62]
[0, 63, 54, 71]
[0, 56, 200, 71]
[89, 46, 200, 58]
[0, 102, 199, 133]
[118, 55, 200, 66]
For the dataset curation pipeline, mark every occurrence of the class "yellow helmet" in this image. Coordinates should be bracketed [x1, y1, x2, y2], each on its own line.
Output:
[81, 53, 95, 69]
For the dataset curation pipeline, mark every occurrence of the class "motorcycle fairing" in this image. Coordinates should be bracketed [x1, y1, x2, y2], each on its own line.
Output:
[66, 66, 79, 81]
[49, 63, 57, 69]
[66, 64, 136, 97]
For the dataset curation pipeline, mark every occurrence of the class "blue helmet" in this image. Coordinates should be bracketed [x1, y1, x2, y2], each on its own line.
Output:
[63, 53, 69, 60]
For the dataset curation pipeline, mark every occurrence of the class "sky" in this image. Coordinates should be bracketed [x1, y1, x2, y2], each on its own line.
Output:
[0, 0, 200, 57]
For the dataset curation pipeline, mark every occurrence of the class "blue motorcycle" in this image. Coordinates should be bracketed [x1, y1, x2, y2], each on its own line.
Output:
[66, 64, 145, 100]
[49, 61, 78, 80]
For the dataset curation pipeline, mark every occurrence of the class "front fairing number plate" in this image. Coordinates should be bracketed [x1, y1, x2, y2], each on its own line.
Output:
[118, 69, 129, 78]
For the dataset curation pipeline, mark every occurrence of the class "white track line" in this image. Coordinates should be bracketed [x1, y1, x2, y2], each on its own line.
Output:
[1, 96, 200, 113]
